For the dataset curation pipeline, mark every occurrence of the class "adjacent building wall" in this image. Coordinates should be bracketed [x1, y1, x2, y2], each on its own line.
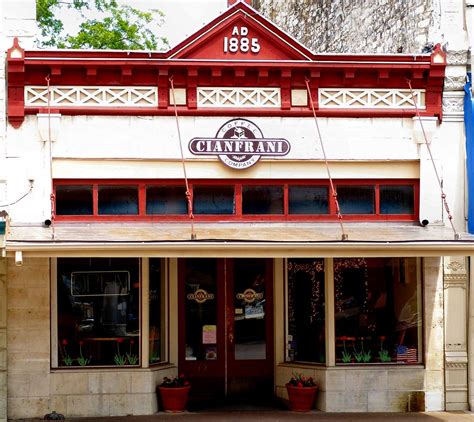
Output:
[253, 0, 438, 54]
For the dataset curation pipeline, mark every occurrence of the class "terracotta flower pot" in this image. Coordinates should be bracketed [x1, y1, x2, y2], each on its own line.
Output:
[158, 385, 191, 413]
[286, 384, 318, 412]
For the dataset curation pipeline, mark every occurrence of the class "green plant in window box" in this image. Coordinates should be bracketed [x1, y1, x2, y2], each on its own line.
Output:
[150, 350, 161, 363]
[339, 336, 353, 363]
[353, 338, 371, 363]
[77, 341, 90, 366]
[61, 339, 74, 366]
[378, 336, 391, 362]
[126, 339, 138, 365]
[114, 338, 127, 366]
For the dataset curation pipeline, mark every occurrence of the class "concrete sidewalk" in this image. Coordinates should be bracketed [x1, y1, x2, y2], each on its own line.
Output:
[14, 411, 474, 422]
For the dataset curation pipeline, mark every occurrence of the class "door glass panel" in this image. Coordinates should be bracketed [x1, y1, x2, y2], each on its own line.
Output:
[184, 259, 218, 361]
[233, 259, 266, 360]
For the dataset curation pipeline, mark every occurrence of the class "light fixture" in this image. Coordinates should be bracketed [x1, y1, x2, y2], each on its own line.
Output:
[15, 250, 23, 266]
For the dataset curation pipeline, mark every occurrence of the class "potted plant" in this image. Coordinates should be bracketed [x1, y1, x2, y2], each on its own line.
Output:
[285, 372, 318, 412]
[157, 374, 191, 413]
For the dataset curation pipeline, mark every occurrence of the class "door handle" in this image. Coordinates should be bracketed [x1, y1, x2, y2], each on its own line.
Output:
[228, 333, 234, 344]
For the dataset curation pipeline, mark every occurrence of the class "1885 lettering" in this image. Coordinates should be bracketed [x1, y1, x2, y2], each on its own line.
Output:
[223, 26, 260, 54]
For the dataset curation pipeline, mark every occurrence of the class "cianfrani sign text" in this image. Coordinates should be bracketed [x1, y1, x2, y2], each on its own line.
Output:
[189, 118, 290, 169]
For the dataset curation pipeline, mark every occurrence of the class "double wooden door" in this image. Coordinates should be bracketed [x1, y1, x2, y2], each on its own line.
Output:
[178, 258, 274, 404]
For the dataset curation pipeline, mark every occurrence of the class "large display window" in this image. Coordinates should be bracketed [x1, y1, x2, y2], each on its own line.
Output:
[286, 257, 422, 366]
[56, 257, 167, 368]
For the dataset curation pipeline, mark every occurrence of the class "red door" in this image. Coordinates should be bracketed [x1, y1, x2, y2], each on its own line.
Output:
[178, 258, 274, 405]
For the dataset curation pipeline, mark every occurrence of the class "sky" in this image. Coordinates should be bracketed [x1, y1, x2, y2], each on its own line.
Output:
[62, 0, 228, 49]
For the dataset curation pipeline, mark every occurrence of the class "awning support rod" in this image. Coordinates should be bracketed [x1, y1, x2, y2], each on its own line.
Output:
[305, 78, 348, 241]
[407, 78, 459, 240]
[170, 76, 196, 240]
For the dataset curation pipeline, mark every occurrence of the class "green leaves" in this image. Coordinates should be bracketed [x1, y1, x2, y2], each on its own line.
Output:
[36, 0, 168, 50]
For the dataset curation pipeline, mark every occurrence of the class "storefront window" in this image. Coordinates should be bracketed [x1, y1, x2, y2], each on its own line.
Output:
[56, 185, 93, 215]
[380, 185, 414, 214]
[193, 185, 235, 214]
[334, 258, 421, 365]
[57, 258, 140, 367]
[98, 185, 138, 215]
[242, 185, 283, 214]
[287, 259, 325, 363]
[149, 258, 165, 364]
[146, 186, 187, 215]
[338, 186, 375, 214]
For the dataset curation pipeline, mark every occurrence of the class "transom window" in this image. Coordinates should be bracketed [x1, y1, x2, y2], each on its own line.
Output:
[54, 179, 418, 221]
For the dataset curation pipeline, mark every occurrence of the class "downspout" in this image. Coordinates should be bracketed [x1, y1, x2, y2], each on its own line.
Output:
[465, 74, 474, 410]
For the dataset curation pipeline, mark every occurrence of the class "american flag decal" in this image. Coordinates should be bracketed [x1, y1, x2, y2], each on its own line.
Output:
[396, 346, 418, 363]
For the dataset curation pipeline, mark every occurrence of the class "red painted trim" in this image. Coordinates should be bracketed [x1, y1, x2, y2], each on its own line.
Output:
[7, 0, 445, 127]
[23, 106, 440, 119]
[53, 179, 419, 223]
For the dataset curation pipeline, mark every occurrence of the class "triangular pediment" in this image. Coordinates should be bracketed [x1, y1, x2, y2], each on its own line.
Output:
[168, 2, 313, 61]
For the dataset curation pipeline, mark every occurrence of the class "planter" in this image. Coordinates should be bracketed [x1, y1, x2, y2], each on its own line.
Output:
[286, 384, 318, 412]
[158, 385, 191, 413]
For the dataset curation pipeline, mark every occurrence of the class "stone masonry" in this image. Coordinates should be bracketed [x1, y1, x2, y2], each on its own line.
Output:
[253, 0, 439, 54]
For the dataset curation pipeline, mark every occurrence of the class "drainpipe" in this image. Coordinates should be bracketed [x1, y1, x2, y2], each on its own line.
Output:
[465, 76, 474, 410]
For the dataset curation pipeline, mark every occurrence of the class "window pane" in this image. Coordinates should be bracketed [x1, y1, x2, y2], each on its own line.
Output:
[184, 259, 218, 361]
[334, 258, 421, 365]
[149, 258, 165, 364]
[289, 186, 328, 214]
[56, 185, 93, 215]
[98, 186, 138, 215]
[380, 185, 414, 214]
[287, 259, 325, 363]
[57, 258, 140, 367]
[242, 186, 283, 214]
[193, 186, 234, 215]
[338, 186, 374, 214]
[146, 186, 187, 215]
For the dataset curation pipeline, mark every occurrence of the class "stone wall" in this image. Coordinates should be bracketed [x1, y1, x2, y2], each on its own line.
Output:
[6, 258, 177, 419]
[253, 0, 438, 54]
[0, 259, 6, 422]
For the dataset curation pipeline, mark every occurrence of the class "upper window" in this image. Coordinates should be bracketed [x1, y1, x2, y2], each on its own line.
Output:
[54, 179, 418, 222]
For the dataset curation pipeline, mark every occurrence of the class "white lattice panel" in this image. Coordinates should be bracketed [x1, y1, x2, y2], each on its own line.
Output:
[25, 86, 158, 107]
[197, 87, 281, 108]
[319, 89, 425, 109]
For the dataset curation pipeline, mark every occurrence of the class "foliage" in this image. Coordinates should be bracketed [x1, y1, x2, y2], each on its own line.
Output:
[160, 374, 190, 388]
[353, 338, 371, 363]
[126, 353, 139, 365]
[378, 336, 391, 362]
[287, 372, 316, 388]
[77, 341, 90, 366]
[36, 0, 169, 50]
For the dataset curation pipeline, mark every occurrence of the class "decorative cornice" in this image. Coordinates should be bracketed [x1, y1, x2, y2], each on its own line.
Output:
[446, 50, 469, 66]
[442, 92, 464, 121]
[444, 75, 467, 91]
[446, 361, 468, 369]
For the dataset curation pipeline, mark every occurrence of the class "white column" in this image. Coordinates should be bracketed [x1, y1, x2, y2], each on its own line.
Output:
[443, 256, 469, 410]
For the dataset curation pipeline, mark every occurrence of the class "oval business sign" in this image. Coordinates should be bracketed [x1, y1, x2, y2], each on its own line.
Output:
[189, 118, 290, 170]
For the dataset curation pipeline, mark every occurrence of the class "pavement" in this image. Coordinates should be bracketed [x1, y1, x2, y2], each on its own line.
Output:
[13, 411, 474, 422]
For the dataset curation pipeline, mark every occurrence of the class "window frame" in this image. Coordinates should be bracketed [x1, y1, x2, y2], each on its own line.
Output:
[53, 179, 419, 222]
